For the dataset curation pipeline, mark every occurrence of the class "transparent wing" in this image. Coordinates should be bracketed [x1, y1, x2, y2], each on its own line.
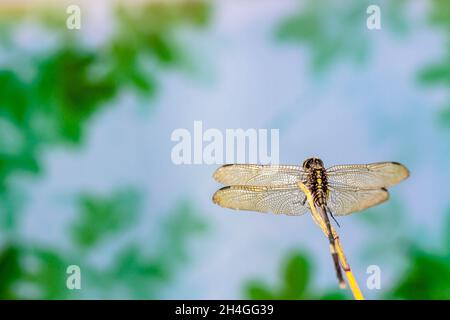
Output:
[326, 162, 409, 190]
[212, 185, 308, 216]
[213, 164, 305, 186]
[327, 185, 389, 216]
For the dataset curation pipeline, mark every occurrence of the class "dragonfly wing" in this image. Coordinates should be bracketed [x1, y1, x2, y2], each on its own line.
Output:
[213, 164, 305, 186]
[212, 185, 308, 216]
[327, 185, 389, 216]
[326, 162, 409, 189]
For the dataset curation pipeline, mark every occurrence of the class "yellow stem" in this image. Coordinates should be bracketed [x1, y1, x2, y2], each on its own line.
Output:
[298, 183, 365, 300]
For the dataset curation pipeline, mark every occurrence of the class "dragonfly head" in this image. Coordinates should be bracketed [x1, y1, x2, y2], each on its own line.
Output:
[303, 157, 324, 170]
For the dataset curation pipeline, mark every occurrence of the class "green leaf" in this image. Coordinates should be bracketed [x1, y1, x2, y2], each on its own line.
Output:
[243, 250, 342, 300]
[389, 248, 450, 299]
[244, 281, 275, 300]
[0, 245, 72, 299]
[0, 246, 22, 299]
[280, 253, 310, 299]
[317, 290, 348, 300]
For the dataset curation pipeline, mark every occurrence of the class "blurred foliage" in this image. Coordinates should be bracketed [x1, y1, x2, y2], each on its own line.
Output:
[277, 0, 450, 127]
[102, 201, 207, 299]
[158, 201, 209, 262]
[389, 247, 450, 299]
[0, 1, 210, 299]
[355, 199, 408, 262]
[0, 47, 116, 150]
[0, 0, 210, 220]
[276, 1, 369, 72]
[387, 209, 450, 299]
[356, 200, 450, 299]
[71, 188, 141, 248]
[244, 250, 347, 300]
[417, 0, 450, 128]
[0, 195, 206, 299]
[276, 0, 409, 72]
[245, 200, 450, 300]
[0, 245, 69, 299]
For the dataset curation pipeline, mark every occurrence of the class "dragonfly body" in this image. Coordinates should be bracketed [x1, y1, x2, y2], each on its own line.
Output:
[303, 158, 329, 207]
[303, 157, 344, 286]
[212, 157, 409, 287]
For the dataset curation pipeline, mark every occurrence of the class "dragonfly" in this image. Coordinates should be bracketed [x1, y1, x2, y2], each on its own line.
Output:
[212, 158, 409, 287]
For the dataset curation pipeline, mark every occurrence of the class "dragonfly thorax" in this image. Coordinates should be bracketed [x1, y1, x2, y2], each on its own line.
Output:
[305, 163, 329, 207]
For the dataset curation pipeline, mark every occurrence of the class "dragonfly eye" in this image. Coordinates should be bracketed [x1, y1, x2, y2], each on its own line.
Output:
[303, 158, 312, 169]
[303, 157, 324, 169]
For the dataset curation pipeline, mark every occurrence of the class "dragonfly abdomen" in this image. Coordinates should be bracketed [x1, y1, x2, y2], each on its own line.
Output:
[308, 168, 328, 207]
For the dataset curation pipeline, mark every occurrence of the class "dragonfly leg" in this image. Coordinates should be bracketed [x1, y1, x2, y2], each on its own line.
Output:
[327, 206, 340, 228]
[292, 195, 308, 206]
[301, 196, 307, 206]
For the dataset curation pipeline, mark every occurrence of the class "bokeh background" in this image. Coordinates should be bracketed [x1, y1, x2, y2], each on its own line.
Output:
[0, 0, 449, 299]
